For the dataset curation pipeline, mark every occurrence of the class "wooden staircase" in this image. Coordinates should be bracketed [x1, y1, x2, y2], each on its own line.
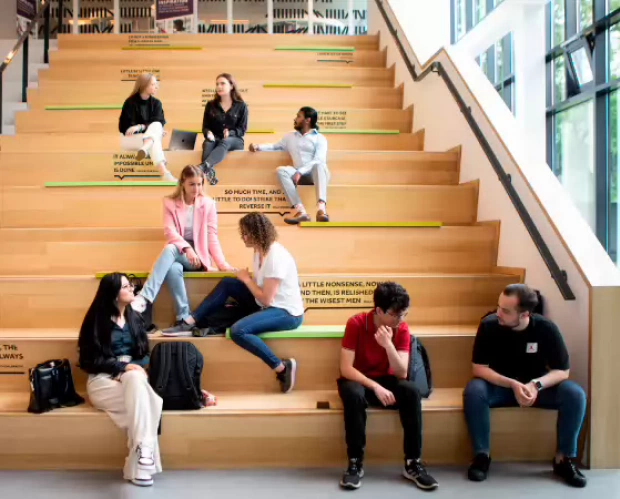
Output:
[0, 33, 555, 470]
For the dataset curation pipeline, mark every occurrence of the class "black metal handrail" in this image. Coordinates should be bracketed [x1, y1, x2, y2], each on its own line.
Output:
[0, 0, 52, 135]
[375, 0, 576, 300]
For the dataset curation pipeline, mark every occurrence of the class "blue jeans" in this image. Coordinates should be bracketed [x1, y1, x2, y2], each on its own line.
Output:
[192, 277, 304, 369]
[140, 244, 198, 322]
[463, 378, 587, 458]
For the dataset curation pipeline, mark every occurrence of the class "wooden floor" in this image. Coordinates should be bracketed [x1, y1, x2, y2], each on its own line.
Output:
[0, 32, 548, 470]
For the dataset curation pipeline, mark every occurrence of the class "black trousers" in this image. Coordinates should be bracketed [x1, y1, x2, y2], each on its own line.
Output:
[337, 376, 423, 461]
[201, 136, 244, 167]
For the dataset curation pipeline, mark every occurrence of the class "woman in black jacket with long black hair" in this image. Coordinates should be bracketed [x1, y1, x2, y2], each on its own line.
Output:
[199, 73, 248, 185]
[78, 272, 163, 487]
[119, 72, 176, 181]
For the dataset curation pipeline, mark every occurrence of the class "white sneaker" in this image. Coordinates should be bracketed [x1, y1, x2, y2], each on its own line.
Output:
[131, 294, 148, 314]
[162, 170, 177, 182]
[130, 474, 153, 487]
[136, 444, 156, 471]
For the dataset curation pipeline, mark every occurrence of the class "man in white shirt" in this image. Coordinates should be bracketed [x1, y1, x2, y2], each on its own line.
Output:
[249, 106, 331, 225]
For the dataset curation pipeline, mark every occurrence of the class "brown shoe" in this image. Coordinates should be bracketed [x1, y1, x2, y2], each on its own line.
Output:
[136, 149, 147, 161]
[316, 209, 330, 222]
[284, 212, 311, 225]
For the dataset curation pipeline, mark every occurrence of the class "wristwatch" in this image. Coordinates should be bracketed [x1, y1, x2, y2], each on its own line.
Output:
[532, 379, 544, 391]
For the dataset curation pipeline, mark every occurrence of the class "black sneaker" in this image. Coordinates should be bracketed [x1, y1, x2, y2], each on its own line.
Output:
[276, 358, 297, 393]
[206, 169, 218, 186]
[199, 161, 212, 174]
[340, 458, 364, 490]
[553, 457, 587, 488]
[468, 453, 491, 482]
[192, 327, 224, 337]
[161, 320, 196, 337]
[403, 459, 438, 490]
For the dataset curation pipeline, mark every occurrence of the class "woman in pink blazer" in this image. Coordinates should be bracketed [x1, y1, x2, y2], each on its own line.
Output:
[132, 165, 233, 331]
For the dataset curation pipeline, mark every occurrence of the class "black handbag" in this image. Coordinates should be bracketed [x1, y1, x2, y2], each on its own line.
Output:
[27, 359, 85, 414]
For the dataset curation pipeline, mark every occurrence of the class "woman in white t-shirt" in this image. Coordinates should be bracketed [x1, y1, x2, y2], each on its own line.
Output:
[191, 212, 304, 393]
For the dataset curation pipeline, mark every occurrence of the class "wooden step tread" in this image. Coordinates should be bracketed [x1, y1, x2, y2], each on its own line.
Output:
[0, 328, 477, 392]
[0, 133, 424, 153]
[0, 272, 516, 281]
[0, 324, 479, 340]
[0, 389, 468, 415]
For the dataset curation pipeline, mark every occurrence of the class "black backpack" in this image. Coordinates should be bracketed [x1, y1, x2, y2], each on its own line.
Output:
[149, 342, 204, 410]
[407, 337, 433, 398]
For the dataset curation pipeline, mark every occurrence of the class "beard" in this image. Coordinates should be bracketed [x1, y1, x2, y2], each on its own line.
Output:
[498, 316, 521, 328]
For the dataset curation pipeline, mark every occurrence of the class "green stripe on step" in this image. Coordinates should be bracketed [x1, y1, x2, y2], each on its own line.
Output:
[300, 222, 443, 228]
[178, 129, 276, 134]
[275, 47, 355, 52]
[321, 130, 400, 135]
[225, 325, 345, 340]
[121, 46, 202, 51]
[45, 105, 122, 110]
[95, 272, 235, 279]
[46, 182, 176, 187]
[264, 83, 352, 89]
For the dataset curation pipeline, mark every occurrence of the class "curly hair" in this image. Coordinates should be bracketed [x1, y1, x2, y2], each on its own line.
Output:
[239, 212, 277, 254]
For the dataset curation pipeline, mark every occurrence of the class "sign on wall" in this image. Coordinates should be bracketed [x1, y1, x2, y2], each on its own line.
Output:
[16, 0, 36, 36]
[155, 0, 193, 21]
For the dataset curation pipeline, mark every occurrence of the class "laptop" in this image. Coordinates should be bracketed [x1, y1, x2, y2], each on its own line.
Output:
[167, 130, 197, 151]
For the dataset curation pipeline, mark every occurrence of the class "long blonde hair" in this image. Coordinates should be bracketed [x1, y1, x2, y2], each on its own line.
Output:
[129, 73, 156, 98]
[168, 165, 205, 201]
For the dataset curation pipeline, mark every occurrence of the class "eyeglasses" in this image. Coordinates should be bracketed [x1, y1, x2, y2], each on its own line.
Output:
[121, 283, 135, 290]
[387, 310, 408, 320]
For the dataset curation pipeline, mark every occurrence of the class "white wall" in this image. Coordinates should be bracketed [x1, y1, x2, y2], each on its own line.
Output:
[0, 2, 17, 39]
[386, 0, 450, 65]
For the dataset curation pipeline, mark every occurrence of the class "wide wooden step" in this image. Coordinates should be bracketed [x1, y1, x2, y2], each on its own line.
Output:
[0, 131, 424, 153]
[40, 66, 395, 86]
[28, 84, 403, 109]
[0, 273, 519, 328]
[0, 389, 556, 469]
[0, 183, 479, 227]
[0, 224, 499, 275]
[48, 47, 387, 68]
[0, 327, 478, 393]
[57, 33, 380, 51]
[0, 151, 459, 186]
[16, 106, 413, 134]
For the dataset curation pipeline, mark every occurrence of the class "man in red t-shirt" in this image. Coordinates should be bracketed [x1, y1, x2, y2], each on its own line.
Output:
[337, 282, 438, 491]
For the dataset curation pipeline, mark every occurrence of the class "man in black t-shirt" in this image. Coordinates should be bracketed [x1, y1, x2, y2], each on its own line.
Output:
[463, 284, 587, 488]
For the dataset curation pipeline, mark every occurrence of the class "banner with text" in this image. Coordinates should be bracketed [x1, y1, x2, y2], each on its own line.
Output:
[156, 0, 193, 20]
[16, 0, 36, 36]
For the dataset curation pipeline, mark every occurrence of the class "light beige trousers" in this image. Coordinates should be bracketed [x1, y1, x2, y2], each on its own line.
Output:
[87, 370, 163, 480]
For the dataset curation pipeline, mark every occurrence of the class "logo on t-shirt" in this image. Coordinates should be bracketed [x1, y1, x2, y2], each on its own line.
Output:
[526, 342, 538, 354]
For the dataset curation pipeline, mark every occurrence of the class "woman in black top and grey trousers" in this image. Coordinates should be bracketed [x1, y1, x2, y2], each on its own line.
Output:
[119, 73, 175, 181]
[78, 272, 163, 487]
[200, 73, 248, 185]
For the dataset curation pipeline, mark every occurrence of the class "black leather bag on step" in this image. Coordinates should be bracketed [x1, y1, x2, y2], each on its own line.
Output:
[28, 359, 85, 414]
